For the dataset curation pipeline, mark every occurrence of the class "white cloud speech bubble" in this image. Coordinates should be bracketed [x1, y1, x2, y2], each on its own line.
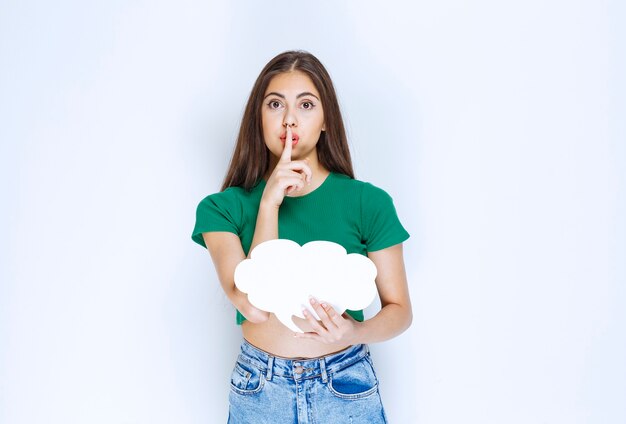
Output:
[234, 239, 378, 333]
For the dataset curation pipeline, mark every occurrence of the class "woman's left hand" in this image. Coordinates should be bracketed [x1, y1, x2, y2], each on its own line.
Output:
[293, 297, 362, 345]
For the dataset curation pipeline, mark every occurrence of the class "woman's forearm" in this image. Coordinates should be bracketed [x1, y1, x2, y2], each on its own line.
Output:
[203, 231, 270, 323]
[353, 303, 413, 344]
[247, 200, 280, 257]
[226, 285, 270, 323]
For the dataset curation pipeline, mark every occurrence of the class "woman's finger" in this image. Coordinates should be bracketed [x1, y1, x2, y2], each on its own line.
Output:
[286, 161, 312, 182]
[309, 297, 339, 330]
[283, 177, 305, 195]
[301, 308, 329, 336]
[279, 125, 293, 164]
[274, 160, 312, 183]
[321, 301, 345, 327]
[294, 331, 323, 342]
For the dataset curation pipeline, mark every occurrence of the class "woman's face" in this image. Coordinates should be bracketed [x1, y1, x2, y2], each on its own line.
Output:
[261, 71, 325, 161]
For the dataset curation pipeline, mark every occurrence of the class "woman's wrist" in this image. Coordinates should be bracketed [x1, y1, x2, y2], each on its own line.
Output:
[349, 318, 367, 345]
[259, 197, 281, 212]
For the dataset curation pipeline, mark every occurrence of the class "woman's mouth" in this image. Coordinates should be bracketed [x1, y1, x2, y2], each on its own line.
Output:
[280, 132, 300, 146]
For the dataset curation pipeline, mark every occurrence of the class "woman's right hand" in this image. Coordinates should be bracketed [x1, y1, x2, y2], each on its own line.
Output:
[262, 125, 312, 207]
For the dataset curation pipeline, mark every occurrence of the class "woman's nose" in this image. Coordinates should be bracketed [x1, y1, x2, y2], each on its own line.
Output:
[283, 110, 297, 127]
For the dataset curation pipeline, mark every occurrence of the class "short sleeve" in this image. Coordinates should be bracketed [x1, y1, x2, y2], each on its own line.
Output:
[191, 189, 242, 248]
[361, 183, 410, 252]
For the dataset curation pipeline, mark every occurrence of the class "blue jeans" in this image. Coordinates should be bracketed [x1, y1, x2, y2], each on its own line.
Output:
[227, 339, 388, 423]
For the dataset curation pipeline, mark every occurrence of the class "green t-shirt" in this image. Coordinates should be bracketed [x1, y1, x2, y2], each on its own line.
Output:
[191, 172, 410, 324]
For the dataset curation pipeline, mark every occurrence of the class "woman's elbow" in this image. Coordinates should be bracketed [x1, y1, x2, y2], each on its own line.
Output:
[403, 305, 413, 332]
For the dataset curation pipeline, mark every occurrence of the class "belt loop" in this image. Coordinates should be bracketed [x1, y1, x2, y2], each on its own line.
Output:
[320, 357, 328, 383]
[266, 355, 274, 381]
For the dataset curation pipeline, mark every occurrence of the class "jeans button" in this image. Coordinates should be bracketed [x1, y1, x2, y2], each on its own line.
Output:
[294, 365, 304, 374]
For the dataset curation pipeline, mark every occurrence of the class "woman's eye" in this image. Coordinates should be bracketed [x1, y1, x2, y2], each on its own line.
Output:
[266, 100, 315, 110]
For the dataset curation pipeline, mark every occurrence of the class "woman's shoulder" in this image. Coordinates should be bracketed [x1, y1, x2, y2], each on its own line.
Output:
[198, 181, 265, 205]
[329, 172, 394, 199]
[192, 182, 265, 246]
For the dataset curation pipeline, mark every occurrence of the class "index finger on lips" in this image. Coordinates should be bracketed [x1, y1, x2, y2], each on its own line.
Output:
[279, 126, 292, 163]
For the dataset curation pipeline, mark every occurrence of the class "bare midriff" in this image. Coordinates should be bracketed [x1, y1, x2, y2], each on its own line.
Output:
[241, 314, 352, 359]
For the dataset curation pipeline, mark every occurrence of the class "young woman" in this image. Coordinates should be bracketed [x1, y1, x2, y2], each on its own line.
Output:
[192, 50, 412, 423]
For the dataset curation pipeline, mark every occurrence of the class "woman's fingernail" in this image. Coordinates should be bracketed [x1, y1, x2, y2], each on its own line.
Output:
[321, 302, 327, 309]
[302, 308, 308, 316]
[309, 297, 316, 305]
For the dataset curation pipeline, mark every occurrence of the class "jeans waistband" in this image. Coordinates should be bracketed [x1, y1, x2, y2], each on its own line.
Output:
[237, 338, 370, 382]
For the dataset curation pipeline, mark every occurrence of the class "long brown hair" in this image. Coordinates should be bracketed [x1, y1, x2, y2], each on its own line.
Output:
[221, 50, 354, 191]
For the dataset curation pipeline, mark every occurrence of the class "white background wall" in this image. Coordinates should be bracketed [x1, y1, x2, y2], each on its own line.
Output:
[1, 0, 624, 423]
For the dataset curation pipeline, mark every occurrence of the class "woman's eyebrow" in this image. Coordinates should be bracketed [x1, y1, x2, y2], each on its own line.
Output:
[263, 91, 320, 101]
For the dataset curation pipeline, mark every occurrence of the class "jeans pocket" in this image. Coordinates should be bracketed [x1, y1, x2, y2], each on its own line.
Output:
[229, 359, 265, 395]
[327, 356, 379, 400]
